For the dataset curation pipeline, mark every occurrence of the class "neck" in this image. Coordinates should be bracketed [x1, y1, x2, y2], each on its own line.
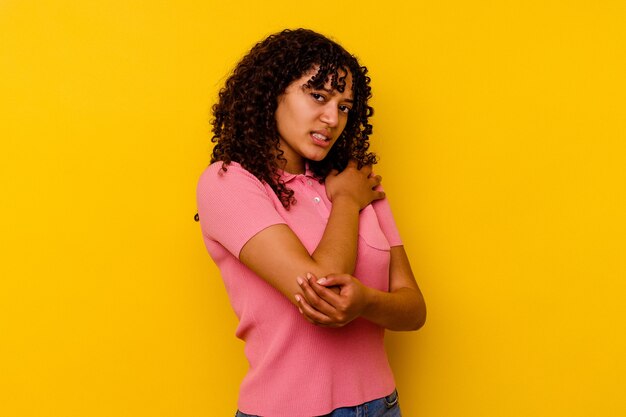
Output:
[277, 155, 306, 175]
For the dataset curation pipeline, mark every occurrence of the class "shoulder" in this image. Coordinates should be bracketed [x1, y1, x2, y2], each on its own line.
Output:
[196, 161, 286, 254]
[196, 161, 280, 215]
[197, 161, 265, 194]
[198, 160, 258, 183]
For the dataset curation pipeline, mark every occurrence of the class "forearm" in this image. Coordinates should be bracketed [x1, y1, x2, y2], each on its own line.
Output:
[238, 194, 363, 307]
[238, 162, 383, 307]
[310, 195, 361, 275]
[239, 196, 361, 307]
[362, 286, 426, 331]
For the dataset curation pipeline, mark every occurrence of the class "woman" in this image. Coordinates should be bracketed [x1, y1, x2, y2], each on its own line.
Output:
[197, 28, 426, 417]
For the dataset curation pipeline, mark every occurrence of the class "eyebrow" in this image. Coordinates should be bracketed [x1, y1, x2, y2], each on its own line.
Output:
[319, 87, 353, 102]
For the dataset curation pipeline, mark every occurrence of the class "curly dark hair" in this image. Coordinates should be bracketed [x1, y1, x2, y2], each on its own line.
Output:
[210, 28, 376, 208]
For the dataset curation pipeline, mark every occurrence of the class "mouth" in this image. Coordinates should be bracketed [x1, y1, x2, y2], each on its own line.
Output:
[311, 132, 330, 142]
[310, 131, 332, 148]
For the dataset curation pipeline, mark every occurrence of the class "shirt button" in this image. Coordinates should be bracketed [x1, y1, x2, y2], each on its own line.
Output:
[307, 179, 313, 186]
[313, 197, 321, 204]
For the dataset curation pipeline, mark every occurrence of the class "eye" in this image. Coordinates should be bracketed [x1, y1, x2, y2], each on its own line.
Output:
[310, 92, 326, 102]
[339, 105, 352, 114]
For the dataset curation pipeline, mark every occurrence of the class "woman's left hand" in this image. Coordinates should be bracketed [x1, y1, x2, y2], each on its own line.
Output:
[295, 272, 371, 327]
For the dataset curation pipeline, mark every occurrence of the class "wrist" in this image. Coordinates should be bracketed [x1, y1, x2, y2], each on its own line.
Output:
[330, 194, 361, 211]
[361, 285, 378, 318]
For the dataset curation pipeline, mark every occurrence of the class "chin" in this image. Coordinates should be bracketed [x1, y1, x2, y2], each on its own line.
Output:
[306, 154, 330, 163]
[304, 148, 333, 162]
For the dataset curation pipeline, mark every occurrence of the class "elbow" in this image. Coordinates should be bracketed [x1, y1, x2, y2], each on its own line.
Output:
[409, 297, 427, 331]
[390, 307, 426, 332]
[412, 307, 427, 331]
[387, 288, 426, 331]
[387, 293, 426, 331]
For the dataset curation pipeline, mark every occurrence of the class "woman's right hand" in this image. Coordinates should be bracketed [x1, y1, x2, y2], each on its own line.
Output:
[325, 160, 385, 209]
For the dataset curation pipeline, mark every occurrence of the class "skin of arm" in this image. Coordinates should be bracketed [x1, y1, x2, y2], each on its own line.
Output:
[295, 245, 426, 331]
[239, 161, 384, 307]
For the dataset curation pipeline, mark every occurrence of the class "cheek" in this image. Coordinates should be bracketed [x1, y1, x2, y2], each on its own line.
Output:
[277, 101, 303, 129]
[337, 117, 350, 135]
[275, 106, 292, 134]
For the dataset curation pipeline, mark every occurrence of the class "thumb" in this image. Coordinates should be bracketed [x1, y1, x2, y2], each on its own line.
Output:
[317, 273, 350, 287]
[347, 159, 358, 168]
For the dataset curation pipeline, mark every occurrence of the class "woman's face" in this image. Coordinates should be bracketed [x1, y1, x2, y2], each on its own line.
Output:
[275, 69, 353, 174]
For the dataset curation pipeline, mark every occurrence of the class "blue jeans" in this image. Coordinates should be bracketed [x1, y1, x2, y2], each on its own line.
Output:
[235, 389, 401, 417]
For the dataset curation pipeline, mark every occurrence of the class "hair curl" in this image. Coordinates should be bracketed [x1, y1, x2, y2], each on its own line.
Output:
[210, 28, 376, 208]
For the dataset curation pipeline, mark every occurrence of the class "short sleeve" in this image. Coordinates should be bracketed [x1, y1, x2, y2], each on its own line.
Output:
[371, 196, 403, 247]
[196, 162, 286, 258]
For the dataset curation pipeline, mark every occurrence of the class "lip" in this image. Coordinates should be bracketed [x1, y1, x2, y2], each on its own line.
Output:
[310, 132, 331, 147]
[312, 129, 330, 137]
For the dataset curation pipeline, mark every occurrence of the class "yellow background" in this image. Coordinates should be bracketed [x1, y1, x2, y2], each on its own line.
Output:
[1, 1, 625, 416]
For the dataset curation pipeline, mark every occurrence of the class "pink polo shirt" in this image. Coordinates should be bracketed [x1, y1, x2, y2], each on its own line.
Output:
[197, 161, 402, 417]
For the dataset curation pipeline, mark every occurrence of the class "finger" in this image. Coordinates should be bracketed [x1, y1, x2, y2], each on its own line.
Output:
[347, 159, 358, 168]
[295, 299, 316, 325]
[322, 273, 353, 285]
[295, 294, 335, 326]
[307, 276, 343, 307]
[297, 276, 336, 315]
[369, 174, 382, 187]
[360, 164, 373, 175]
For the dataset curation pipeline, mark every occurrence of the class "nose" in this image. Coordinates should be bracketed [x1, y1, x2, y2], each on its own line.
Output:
[320, 104, 339, 127]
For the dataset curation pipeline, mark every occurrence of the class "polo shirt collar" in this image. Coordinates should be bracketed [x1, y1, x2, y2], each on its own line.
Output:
[279, 162, 316, 183]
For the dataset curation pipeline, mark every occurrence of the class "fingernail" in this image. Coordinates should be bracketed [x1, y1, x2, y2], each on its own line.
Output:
[297, 277, 304, 285]
[295, 294, 301, 302]
[306, 273, 312, 280]
[298, 307, 303, 314]
[317, 277, 327, 284]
